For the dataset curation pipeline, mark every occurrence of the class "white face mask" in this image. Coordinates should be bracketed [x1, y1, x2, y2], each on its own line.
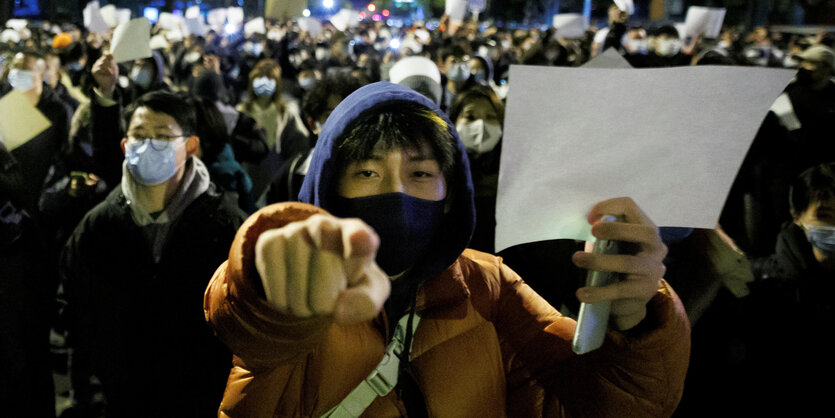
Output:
[626, 39, 648, 54]
[655, 39, 681, 56]
[184, 51, 201, 63]
[8, 68, 36, 91]
[456, 119, 502, 154]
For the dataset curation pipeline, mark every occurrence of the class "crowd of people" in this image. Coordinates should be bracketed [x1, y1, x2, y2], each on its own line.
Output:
[1, 2, 833, 417]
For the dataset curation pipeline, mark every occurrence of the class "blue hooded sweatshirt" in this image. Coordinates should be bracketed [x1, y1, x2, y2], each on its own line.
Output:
[298, 82, 476, 295]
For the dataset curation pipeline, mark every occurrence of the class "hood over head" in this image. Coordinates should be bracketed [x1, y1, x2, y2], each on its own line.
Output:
[299, 81, 475, 286]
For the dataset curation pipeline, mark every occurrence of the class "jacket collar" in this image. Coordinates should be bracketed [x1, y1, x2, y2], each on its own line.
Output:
[415, 259, 470, 312]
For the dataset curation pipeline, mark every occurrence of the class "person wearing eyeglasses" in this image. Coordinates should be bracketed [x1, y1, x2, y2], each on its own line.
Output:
[59, 90, 247, 417]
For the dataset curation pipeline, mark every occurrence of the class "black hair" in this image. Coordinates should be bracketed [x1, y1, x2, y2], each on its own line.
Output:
[188, 95, 229, 165]
[790, 162, 835, 217]
[448, 84, 505, 127]
[301, 73, 366, 123]
[125, 90, 196, 137]
[653, 25, 680, 38]
[334, 101, 457, 182]
[191, 70, 228, 103]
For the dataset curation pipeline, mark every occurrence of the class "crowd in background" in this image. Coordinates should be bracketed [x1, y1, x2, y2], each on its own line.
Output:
[1, 2, 834, 416]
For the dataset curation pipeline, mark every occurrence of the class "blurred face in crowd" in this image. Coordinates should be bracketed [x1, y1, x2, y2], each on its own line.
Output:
[795, 195, 835, 268]
[8, 52, 45, 98]
[653, 34, 681, 57]
[609, 5, 628, 25]
[468, 58, 487, 82]
[130, 59, 156, 89]
[44, 54, 61, 88]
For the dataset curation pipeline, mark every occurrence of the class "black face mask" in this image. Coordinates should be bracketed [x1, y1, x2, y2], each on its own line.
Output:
[332, 193, 446, 276]
[796, 68, 815, 85]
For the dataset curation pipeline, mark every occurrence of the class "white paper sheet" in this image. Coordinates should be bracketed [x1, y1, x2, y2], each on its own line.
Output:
[495, 65, 794, 251]
[182, 17, 208, 36]
[245, 17, 267, 35]
[207, 8, 228, 32]
[116, 8, 132, 25]
[446, 0, 468, 22]
[157, 12, 182, 31]
[330, 9, 360, 32]
[110, 18, 152, 63]
[186, 6, 202, 19]
[581, 47, 633, 69]
[298, 18, 323, 37]
[227, 7, 245, 25]
[5, 19, 28, 31]
[100, 4, 119, 27]
[614, 0, 634, 14]
[0, 90, 52, 152]
[552, 14, 588, 39]
[684, 6, 727, 38]
[83, 2, 110, 34]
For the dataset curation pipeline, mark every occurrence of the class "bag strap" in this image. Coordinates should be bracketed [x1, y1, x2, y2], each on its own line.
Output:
[321, 312, 421, 418]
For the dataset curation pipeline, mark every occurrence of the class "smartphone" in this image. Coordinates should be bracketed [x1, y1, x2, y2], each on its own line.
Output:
[572, 215, 624, 355]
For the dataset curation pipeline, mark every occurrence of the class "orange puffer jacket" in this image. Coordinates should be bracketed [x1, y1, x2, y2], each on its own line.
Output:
[204, 202, 691, 417]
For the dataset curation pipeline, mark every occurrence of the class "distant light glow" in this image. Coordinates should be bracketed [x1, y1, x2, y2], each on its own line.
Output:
[372, 13, 382, 21]
[143, 7, 159, 23]
[303, 8, 311, 17]
[382, 9, 390, 17]
[389, 38, 400, 49]
[359, 12, 366, 19]
[224, 23, 237, 34]
[323, 0, 334, 8]
[367, 3, 376, 12]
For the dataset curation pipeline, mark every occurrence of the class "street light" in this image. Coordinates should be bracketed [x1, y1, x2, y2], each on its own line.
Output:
[323, 0, 334, 9]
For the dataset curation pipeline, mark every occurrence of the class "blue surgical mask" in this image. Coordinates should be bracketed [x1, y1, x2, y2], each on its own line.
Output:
[448, 62, 470, 82]
[8, 69, 35, 91]
[252, 76, 276, 97]
[332, 193, 446, 276]
[125, 138, 185, 185]
[805, 224, 835, 254]
[130, 67, 152, 89]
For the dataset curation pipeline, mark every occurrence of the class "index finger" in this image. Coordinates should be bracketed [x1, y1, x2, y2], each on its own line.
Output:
[587, 197, 655, 227]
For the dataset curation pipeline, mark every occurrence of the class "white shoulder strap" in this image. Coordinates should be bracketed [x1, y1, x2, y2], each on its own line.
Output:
[321, 313, 421, 418]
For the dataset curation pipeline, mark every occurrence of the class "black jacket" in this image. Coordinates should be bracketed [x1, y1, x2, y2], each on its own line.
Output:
[60, 184, 246, 417]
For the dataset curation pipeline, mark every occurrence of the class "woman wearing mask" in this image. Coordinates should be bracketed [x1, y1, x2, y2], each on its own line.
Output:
[237, 59, 307, 203]
[449, 84, 504, 253]
[450, 85, 586, 315]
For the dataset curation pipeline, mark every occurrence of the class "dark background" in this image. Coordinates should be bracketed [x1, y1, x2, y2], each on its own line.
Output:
[5, 0, 835, 31]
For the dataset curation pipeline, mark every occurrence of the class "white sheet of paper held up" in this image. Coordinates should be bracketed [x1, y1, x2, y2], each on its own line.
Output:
[552, 14, 588, 39]
[495, 65, 794, 252]
[111, 18, 152, 63]
[684, 6, 727, 38]
[446, 0, 468, 22]
[0, 91, 52, 152]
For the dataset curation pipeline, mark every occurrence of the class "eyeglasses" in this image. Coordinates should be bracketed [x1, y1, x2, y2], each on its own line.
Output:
[127, 135, 187, 151]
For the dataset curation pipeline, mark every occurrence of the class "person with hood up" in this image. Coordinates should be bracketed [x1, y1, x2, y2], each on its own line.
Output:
[204, 82, 691, 417]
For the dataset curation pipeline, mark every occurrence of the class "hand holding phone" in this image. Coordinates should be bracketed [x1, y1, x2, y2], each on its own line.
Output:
[570, 198, 668, 354]
[572, 215, 623, 355]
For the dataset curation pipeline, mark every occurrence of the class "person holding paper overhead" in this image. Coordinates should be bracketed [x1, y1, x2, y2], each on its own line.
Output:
[205, 82, 690, 417]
